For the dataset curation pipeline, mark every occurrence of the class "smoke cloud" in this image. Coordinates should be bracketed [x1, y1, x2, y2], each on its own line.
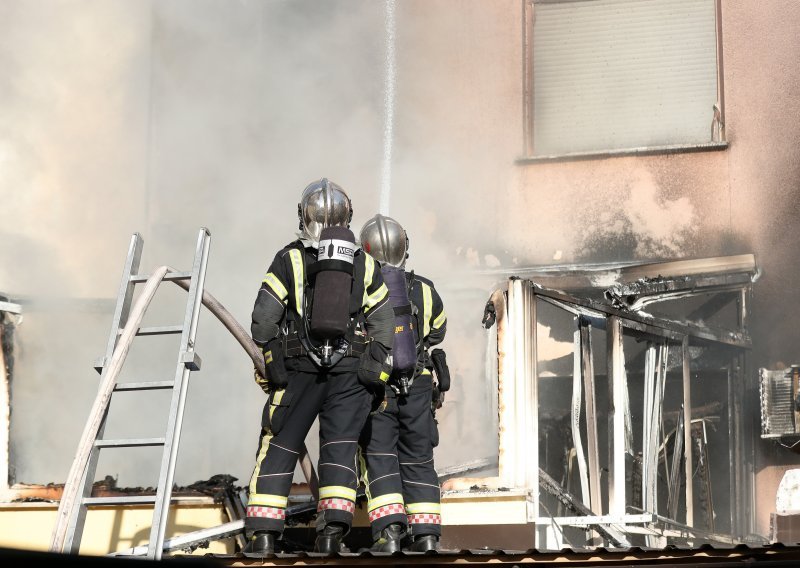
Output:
[2, 0, 507, 486]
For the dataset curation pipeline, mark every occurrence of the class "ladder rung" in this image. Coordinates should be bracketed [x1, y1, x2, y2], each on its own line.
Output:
[130, 271, 192, 284]
[134, 325, 183, 336]
[114, 381, 174, 392]
[95, 437, 166, 448]
[83, 495, 158, 506]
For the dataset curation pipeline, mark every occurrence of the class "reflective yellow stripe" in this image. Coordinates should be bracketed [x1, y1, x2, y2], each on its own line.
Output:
[248, 430, 273, 494]
[422, 283, 433, 337]
[420, 368, 431, 376]
[362, 254, 375, 308]
[379, 370, 390, 383]
[269, 388, 286, 421]
[368, 493, 405, 512]
[365, 283, 388, 313]
[262, 273, 288, 303]
[432, 308, 447, 329]
[319, 486, 357, 501]
[288, 249, 304, 316]
[264, 350, 273, 364]
[249, 493, 289, 508]
[406, 502, 441, 514]
[358, 449, 371, 503]
[362, 254, 388, 312]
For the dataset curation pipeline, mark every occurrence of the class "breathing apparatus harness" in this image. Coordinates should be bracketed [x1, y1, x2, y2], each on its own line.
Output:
[282, 228, 367, 369]
[392, 268, 417, 397]
[381, 269, 430, 397]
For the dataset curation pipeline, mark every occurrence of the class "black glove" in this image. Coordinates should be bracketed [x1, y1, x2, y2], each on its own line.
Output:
[432, 383, 445, 412]
[257, 338, 288, 391]
[358, 341, 392, 391]
[430, 348, 450, 392]
[253, 368, 271, 394]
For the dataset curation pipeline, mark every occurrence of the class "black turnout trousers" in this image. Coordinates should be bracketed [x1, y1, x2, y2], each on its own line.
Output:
[245, 357, 372, 536]
[359, 373, 441, 541]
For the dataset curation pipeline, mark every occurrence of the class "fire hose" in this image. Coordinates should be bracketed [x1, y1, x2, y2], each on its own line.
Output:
[167, 268, 319, 499]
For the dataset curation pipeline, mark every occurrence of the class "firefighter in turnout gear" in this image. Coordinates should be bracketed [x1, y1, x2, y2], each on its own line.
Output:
[243, 179, 395, 557]
[357, 214, 449, 553]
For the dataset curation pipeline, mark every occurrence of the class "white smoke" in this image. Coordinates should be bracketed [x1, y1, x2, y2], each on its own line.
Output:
[2, 0, 507, 487]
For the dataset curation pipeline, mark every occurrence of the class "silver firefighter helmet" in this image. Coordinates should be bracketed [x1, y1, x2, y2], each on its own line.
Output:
[359, 214, 408, 268]
[297, 178, 353, 244]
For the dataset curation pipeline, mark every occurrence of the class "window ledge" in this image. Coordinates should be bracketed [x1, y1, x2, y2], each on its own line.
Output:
[516, 141, 728, 165]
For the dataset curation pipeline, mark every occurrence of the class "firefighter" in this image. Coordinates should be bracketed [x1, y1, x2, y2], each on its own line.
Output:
[357, 214, 449, 552]
[243, 179, 395, 557]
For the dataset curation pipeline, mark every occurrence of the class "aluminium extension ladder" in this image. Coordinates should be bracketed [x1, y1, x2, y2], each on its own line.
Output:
[51, 228, 211, 560]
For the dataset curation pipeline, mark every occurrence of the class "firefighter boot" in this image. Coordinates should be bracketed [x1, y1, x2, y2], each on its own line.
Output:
[314, 522, 346, 554]
[242, 531, 278, 557]
[407, 534, 439, 552]
[370, 522, 407, 553]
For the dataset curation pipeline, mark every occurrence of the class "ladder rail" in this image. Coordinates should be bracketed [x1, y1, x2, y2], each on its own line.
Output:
[100, 234, 144, 370]
[63, 409, 108, 554]
[60, 234, 144, 554]
[147, 228, 211, 560]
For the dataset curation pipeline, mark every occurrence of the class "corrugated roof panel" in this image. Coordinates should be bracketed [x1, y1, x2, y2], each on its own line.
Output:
[205, 541, 800, 565]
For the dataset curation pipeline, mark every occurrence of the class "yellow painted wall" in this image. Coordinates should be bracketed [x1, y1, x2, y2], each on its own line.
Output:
[0, 502, 235, 556]
[441, 493, 529, 526]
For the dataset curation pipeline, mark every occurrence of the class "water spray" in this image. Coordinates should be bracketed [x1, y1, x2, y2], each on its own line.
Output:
[379, 0, 396, 215]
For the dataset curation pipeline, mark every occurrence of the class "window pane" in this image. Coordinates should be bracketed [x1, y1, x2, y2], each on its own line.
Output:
[532, 0, 718, 156]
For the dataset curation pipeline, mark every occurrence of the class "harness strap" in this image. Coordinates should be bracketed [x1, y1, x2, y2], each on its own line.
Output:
[284, 332, 367, 358]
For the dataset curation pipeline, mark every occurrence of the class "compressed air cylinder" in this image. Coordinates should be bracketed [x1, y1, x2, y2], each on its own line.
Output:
[310, 226, 356, 339]
[381, 265, 416, 374]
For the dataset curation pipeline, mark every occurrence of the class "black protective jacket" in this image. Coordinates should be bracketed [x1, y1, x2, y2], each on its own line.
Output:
[251, 240, 395, 370]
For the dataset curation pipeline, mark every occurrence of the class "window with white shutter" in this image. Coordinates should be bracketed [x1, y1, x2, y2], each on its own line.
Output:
[524, 0, 725, 159]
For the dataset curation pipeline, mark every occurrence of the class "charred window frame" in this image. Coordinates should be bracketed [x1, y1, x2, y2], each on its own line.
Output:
[496, 256, 758, 547]
[518, 0, 728, 163]
[0, 299, 22, 495]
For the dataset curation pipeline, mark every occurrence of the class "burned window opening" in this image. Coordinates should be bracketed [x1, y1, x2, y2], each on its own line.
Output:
[491, 254, 756, 549]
